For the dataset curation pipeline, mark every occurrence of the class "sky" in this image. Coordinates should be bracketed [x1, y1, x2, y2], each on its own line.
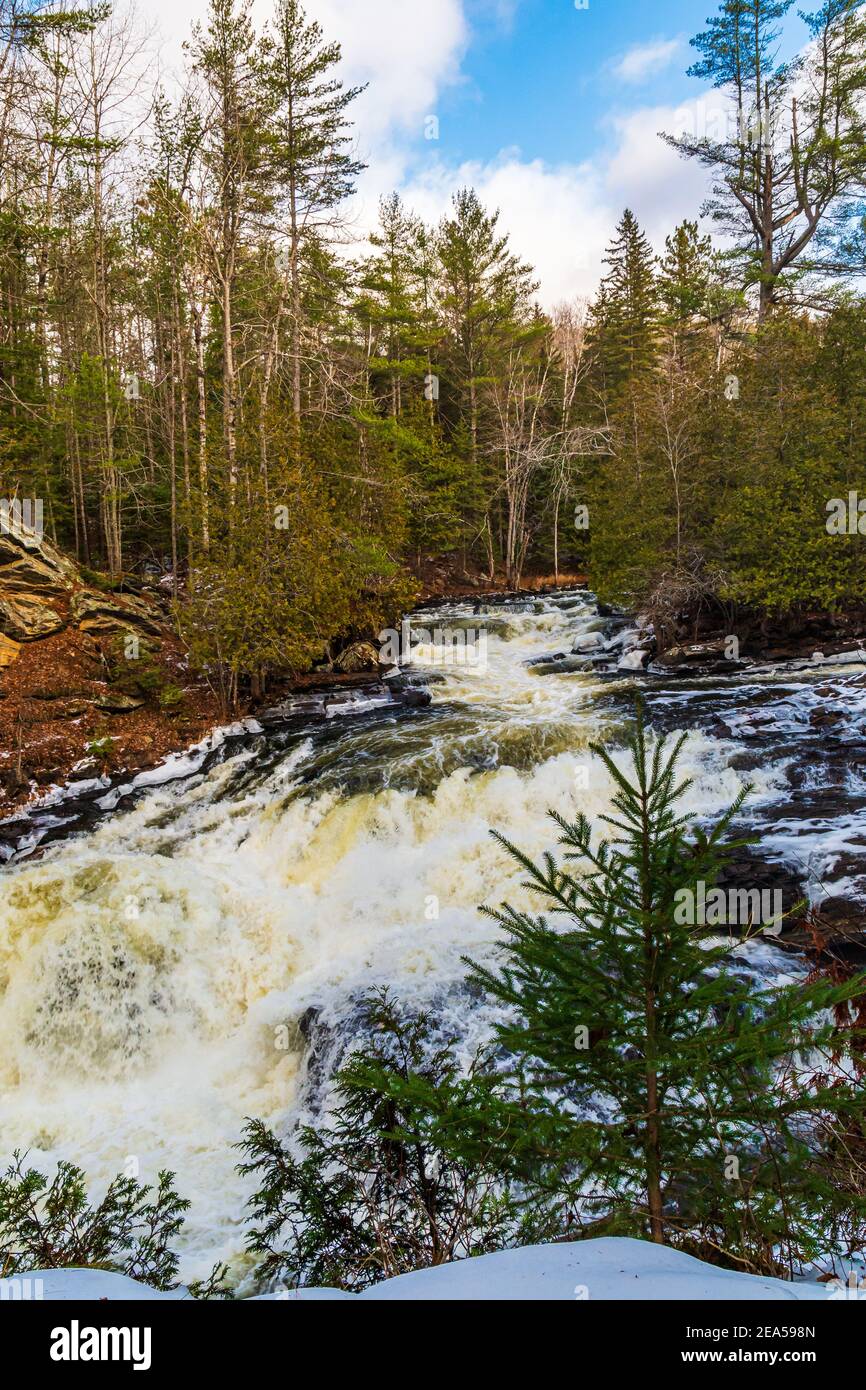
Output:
[149, 0, 816, 305]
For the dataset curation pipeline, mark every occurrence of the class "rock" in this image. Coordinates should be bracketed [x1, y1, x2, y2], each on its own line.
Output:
[0, 553, 68, 596]
[661, 638, 730, 665]
[383, 666, 445, 689]
[95, 692, 145, 714]
[727, 752, 766, 773]
[715, 853, 807, 935]
[332, 640, 381, 674]
[617, 647, 650, 671]
[0, 592, 65, 640]
[33, 766, 64, 786]
[531, 655, 595, 675]
[69, 757, 102, 779]
[571, 630, 605, 654]
[809, 707, 843, 729]
[0, 528, 86, 641]
[0, 633, 21, 667]
[0, 526, 77, 585]
[298, 1006, 321, 1042]
[526, 652, 568, 667]
[400, 688, 432, 707]
[72, 590, 166, 637]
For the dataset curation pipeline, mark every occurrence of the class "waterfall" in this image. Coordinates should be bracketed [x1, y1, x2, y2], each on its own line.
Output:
[0, 589, 859, 1282]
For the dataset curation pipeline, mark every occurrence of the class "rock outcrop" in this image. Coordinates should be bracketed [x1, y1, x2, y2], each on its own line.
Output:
[0, 525, 74, 640]
[0, 520, 170, 644]
[332, 640, 381, 674]
[71, 590, 166, 637]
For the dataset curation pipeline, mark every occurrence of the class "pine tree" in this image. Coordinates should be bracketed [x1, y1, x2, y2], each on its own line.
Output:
[664, 0, 866, 317]
[592, 209, 659, 396]
[456, 706, 866, 1272]
[265, 0, 366, 427]
[356, 194, 426, 417]
[437, 188, 537, 573]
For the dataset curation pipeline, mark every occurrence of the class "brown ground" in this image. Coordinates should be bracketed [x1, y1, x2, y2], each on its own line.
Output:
[417, 560, 587, 602]
[0, 624, 222, 817]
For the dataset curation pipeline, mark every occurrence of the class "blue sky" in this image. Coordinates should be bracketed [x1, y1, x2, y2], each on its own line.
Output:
[158, 0, 817, 302]
[446, 0, 714, 167]
[451, 0, 813, 165]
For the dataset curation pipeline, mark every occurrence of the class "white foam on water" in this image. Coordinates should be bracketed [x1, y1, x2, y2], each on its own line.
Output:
[0, 594, 808, 1281]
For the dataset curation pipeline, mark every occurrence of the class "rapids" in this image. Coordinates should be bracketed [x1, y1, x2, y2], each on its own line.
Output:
[0, 588, 863, 1283]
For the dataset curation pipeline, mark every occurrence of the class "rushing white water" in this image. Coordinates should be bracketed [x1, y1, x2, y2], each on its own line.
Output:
[0, 592, 838, 1281]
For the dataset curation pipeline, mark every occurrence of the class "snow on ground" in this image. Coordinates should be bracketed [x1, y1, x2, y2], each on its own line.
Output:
[3, 1269, 187, 1301]
[9, 1239, 832, 1302]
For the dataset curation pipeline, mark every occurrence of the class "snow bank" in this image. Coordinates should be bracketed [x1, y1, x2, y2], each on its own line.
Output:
[13, 1239, 830, 1302]
[3, 1269, 187, 1301]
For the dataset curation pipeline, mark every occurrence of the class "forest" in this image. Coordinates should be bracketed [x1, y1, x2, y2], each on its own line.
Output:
[1, 0, 865, 707]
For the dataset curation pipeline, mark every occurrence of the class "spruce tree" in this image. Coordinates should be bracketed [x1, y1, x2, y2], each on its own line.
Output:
[456, 707, 866, 1273]
[657, 221, 716, 328]
[592, 209, 659, 396]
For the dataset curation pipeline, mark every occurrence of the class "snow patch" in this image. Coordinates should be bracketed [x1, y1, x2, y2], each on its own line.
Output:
[17, 1239, 830, 1302]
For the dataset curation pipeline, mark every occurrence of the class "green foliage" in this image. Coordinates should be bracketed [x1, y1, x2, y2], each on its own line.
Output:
[588, 209, 659, 399]
[103, 635, 167, 699]
[587, 305, 866, 616]
[453, 706, 866, 1273]
[178, 433, 418, 706]
[158, 684, 187, 712]
[665, 0, 866, 313]
[719, 455, 866, 611]
[79, 567, 119, 594]
[238, 990, 523, 1292]
[2, 0, 865, 674]
[84, 734, 117, 767]
[0, 1153, 188, 1289]
[235, 712, 866, 1287]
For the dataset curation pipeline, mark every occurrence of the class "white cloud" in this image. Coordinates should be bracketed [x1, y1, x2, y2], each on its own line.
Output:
[388, 90, 719, 306]
[152, 0, 468, 149]
[612, 37, 682, 84]
[602, 98, 715, 233]
[398, 152, 611, 304]
[148, 0, 716, 306]
[309, 0, 468, 148]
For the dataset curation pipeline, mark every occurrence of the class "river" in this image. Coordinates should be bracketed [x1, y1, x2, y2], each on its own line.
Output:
[1, 588, 864, 1284]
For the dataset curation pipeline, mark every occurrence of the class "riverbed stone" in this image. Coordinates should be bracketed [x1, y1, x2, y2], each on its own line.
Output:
[95, 691, 146, 714]
[332, 640, 381, 673]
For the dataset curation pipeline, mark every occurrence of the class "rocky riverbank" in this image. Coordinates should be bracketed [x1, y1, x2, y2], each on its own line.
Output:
[0, 522, 587, 821]
[2, 517, 863, 856]
[1, 584, 863, 1281]
[0, 524, 225, 815]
